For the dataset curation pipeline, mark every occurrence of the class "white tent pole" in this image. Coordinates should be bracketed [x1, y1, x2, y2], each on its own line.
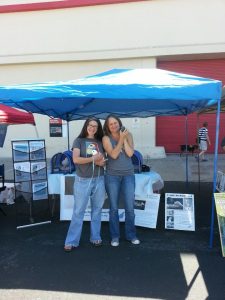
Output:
[209, 97, 221, 248]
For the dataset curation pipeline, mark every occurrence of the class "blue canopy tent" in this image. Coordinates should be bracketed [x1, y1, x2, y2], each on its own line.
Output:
[0, 68, 222, 246]
[0, 68, 221, 120]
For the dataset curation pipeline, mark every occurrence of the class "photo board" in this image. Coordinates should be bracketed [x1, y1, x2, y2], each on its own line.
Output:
[12, 139, 51, 229]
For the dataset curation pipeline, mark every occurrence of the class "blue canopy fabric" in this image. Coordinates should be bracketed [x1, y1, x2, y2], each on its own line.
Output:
[0, 68, 222, 120]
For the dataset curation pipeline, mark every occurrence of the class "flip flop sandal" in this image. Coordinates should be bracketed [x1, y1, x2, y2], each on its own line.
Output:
[64, 245, 77, 252]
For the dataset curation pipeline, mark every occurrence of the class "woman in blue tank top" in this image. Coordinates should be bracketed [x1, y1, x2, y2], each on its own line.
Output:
[103, 115, 140, 247]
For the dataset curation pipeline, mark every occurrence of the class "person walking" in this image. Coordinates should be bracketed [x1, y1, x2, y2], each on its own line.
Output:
[64, 117, 106, 251]
[196, 121, 211, 161]
[103, 114, 140, 247]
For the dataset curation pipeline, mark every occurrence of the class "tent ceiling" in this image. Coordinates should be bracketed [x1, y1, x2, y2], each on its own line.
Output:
[0, 68, 222, 121]
[197, 86, 225, 114]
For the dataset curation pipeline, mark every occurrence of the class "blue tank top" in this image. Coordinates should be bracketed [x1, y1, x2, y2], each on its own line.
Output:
[106, 136, 134, 176]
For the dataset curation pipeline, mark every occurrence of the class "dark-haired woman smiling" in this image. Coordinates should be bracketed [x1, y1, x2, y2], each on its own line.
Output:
[64, 118, 105, 251]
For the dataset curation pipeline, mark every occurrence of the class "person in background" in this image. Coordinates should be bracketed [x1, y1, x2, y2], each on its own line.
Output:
[103, 114, 140, 247]
[64, 118, 106, 251]
[196, 122, 211, 162]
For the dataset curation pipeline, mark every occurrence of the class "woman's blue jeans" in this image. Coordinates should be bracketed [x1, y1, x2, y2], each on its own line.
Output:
[105, 174, 136, 240]
[65, 175, 105, 247]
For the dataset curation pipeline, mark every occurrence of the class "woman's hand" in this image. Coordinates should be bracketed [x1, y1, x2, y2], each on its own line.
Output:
[93, 153, 106, 166]
[92, 152, 104, 163]
[119, 128, 129, 140]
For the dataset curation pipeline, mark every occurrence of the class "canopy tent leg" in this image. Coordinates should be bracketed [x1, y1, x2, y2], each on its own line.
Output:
[185, 115, 189, 188]
[209, 98, 221, 248]
[67, 120, 70, 150]
[196, 114, 201, 191]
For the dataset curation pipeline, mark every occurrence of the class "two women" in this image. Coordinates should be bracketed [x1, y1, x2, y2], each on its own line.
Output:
[64, 114, 139, 250]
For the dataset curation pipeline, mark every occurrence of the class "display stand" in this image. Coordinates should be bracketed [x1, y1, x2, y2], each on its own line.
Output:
[12, 139, 51, 229]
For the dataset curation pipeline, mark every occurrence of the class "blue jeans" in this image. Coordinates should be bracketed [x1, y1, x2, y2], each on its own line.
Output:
[65, 175, 105, 247]
[105, 174, 136, 240]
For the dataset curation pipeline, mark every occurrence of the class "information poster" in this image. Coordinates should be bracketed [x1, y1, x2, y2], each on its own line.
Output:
[214, 193, 225, 257]
[49, 118, 63, 137]
[32, 180, 48, 201]
[14, 161, 31, 182]
[165, 193, 195, 231]
[29, 140, 46, 160]
[12, 141, 29, 161]
[216, 171, 225, 192]
[31, 161, 46, 180]
[134, 194, 160, 228]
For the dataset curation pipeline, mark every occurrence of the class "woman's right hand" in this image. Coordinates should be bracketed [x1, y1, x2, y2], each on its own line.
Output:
[120, 128, 129, 140]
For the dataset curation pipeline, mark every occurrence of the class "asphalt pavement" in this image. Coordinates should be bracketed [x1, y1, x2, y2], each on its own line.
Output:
[1, 154, 225, 300]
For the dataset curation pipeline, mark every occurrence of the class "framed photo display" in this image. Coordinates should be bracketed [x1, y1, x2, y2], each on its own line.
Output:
[12, 139, 50, 229]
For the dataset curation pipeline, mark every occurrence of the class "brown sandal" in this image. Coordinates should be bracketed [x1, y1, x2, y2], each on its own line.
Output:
[64, 245, 77, 252]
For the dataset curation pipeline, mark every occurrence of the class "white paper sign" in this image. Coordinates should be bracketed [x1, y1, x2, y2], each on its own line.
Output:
[165, 193, 195, 231]
[216, 171, 225, 192]
[134, 194, 160, 228]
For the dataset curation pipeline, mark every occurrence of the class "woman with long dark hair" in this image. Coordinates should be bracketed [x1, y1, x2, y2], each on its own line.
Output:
[64, 117, 106, 251]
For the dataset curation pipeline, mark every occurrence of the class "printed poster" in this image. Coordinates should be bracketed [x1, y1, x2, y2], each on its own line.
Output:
[214, 193, 225, 257]
[31, 161, 46, 180]
[14, 161, 31, 182]
[165, 193, 195, 231]
[49, 118, 63, 137]
[216, 171, 225, 192]
[134, 194, 160, 228]
[32, 180, 48, 201]
[12, 141, 29, 161]
[29, 140, 46, 160]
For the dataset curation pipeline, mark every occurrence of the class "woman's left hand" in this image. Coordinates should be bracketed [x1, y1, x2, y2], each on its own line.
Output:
[94, 157, 106, 166]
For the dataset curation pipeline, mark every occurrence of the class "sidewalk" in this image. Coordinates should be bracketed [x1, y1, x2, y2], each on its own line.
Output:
[2, 153, 225, 183]
[144, 153, 224, 182]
